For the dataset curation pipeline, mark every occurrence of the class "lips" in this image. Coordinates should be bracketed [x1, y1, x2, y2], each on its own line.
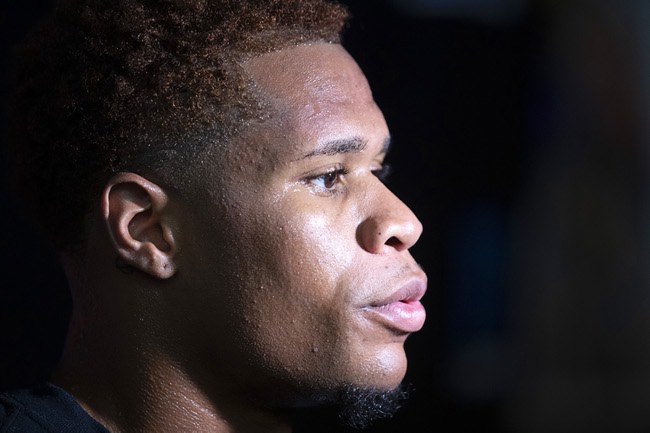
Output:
[363, 278, 427, 333]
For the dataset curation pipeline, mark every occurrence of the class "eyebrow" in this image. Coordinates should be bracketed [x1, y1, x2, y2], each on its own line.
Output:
[298, 136, 391, 160]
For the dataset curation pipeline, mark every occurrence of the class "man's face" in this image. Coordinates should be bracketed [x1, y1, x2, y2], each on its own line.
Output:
[176, 43, 426, 405]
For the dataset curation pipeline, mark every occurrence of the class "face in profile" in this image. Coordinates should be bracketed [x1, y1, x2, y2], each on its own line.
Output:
[173, 43, 426, 406]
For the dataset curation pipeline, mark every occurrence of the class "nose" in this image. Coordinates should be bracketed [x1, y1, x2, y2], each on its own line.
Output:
[357, 183, 423, 254]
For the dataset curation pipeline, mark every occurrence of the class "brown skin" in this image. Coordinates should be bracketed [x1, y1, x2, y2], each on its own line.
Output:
[53, 43, 425, 433]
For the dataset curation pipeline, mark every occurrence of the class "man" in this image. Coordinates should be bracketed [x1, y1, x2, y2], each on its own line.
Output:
[2, 0, 426, 431]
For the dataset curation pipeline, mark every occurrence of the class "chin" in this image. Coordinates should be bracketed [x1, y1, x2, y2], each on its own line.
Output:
[286, 343, 407, 405]
[355, 340, 409, 391]
[284, 344, 414, 430]
[289, 381, 411, 430]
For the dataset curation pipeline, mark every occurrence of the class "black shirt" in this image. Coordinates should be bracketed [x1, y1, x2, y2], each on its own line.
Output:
[0, 383, 109, 432]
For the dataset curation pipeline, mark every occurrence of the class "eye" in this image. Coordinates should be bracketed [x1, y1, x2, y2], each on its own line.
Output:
[371, 163, 392, 182]
[309, 168, 347, 190]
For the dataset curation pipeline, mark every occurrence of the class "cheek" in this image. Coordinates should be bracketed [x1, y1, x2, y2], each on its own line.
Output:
[198, 190, 407, 391]
[255, 210, 353, 316]
[292, 211, 355, 281]
[239, 196, 358, 293]
[279, 211, 410, 389]
[227, 202, 362, 377]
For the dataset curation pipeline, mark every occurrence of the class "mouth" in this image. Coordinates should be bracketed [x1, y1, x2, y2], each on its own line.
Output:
[362, 278, 427, 334]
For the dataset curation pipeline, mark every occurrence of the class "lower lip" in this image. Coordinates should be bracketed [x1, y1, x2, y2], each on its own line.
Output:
[364, 301, 426, 333]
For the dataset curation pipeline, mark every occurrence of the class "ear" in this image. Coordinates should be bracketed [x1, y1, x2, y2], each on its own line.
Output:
[102, 172, 178, 279]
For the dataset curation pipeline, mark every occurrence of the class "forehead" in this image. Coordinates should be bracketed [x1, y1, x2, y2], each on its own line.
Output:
[244, 43, 373, 107]
[241, 43, 387, 149]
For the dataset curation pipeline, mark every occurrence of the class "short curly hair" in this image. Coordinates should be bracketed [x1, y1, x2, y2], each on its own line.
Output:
[6, 0, 348, 251]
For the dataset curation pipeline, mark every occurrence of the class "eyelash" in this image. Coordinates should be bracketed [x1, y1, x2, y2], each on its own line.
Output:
[305, 163, 392, 195]
[372, 164, 392, 182]
[307, 166, 349, 194]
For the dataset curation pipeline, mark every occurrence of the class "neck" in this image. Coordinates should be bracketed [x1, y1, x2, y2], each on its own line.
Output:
[52, 302, 291, 433]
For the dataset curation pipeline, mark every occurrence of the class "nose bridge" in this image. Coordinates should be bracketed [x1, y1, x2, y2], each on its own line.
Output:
[359, 179, 423, 254]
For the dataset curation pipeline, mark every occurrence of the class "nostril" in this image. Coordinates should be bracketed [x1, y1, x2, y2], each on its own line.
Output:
[385, 236, 401, 247]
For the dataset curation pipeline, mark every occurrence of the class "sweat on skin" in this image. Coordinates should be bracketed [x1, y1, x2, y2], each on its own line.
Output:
[52, 43, 427, 433]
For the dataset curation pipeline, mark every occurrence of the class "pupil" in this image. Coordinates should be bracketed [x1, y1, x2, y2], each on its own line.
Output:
[324, 172, 337, 188]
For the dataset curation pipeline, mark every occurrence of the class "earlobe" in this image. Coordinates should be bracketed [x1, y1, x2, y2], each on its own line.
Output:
[102, 173, 178, 279]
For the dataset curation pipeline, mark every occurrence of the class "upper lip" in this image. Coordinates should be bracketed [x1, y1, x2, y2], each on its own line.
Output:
[367, 276, 427, 308]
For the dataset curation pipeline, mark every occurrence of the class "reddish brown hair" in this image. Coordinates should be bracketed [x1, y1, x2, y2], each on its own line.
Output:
[6, 0, 348, 250]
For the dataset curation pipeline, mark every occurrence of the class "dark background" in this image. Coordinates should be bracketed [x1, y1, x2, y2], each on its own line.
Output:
[2, 1, 650, 432]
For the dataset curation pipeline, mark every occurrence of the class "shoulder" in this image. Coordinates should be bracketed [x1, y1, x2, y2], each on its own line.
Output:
[0, 383, 109, 433]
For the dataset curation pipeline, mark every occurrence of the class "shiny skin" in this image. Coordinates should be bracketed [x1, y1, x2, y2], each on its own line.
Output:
[173, 43, 426, 406]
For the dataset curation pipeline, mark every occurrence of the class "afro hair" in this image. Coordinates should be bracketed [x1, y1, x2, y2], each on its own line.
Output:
[6, 0, 348, 250]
